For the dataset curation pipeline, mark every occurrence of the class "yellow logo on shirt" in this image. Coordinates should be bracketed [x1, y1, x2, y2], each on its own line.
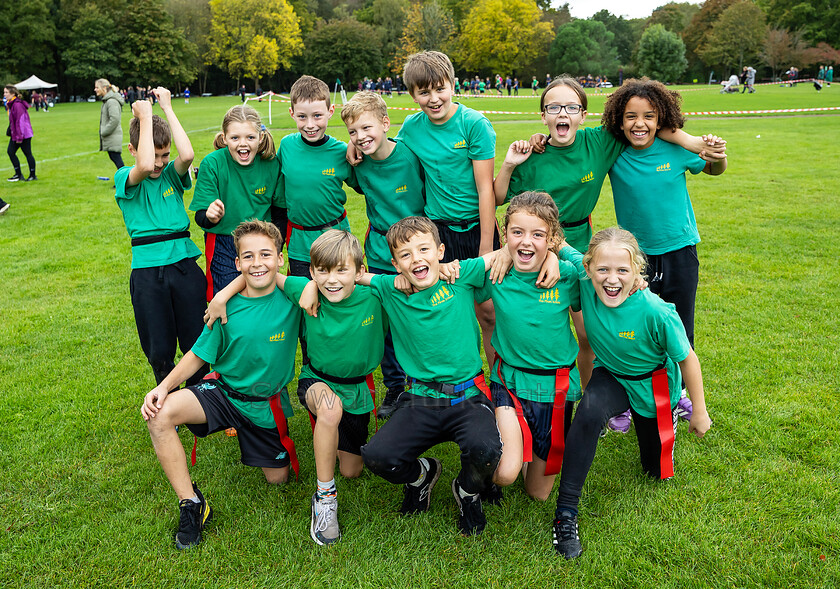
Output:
[453, 140, 467, 149]
[395, 185, 407, 194]
[538, 288, 563, 304]
[162, 186, 174, 198]
[254, 186, 266, 195]
[580, 171, 594, 183]
[269, 331, 286, 342]
[361, 314, 375, 327]
[322, 168, 335, 176]
[656, 162, 671, 172]
[430, 285, 453, 307]
[618, 331, 635, 340]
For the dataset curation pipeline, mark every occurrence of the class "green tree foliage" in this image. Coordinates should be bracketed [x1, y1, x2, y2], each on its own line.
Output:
[120, 0, 198, 86]
[757, 0, 840, 46]
[636, 23, 688, 82]
[356, 0, 410, 74]
[548, 19, 618, 77]
[391, 0, 455, 70]
[165, 0, 212, 90]
[0, 0, 55, 78]
[457, 0, 553, 75]
[700, 1, 768, 70]
[682, 0, 739, 59]
[305, 19, 383, 85]
[591, 10, 639, 64]
[209, 0, 303, 89]
[63, 4, 122, 82]
[647, 2, 700, 34]
[541, 2, 572, 33]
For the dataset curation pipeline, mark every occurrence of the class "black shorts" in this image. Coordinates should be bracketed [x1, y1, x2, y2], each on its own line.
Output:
[185, 380, 291, 469]
[433, 220, 501, 263]
[297, 378, 371, 456]
[491, 381, 553, 461]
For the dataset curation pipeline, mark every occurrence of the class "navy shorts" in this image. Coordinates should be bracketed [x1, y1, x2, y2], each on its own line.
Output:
[434, 220, 501, 263]
[491, 381, 553, 461]
[297, 378, 371, 455]
[185, 380, 291, 469]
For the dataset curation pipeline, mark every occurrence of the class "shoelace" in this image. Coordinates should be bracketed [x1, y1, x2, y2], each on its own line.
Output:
[178, 500, 200, 530]
[555, 517, 578, 540]
[314, 499, 337, 533]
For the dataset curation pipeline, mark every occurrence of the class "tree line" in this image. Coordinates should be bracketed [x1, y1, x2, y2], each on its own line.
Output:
[1, 0, 838, 96]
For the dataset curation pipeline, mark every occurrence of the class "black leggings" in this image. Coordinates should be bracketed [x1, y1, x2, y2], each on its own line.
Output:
[107, 150, 124, 170]
[554, 367, 675, 517]
[8, 138, 35, 175]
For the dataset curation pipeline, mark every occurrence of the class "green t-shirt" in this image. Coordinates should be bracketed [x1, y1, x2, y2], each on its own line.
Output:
[475, 263, 582, 403]
[396, 103, 495, 227]
[190, 286, 301, 429]
[354, 139, 426, 271]
[579, 279, 691, 418]
[507, 126, 623, 252]
[189, 148, 283, 236]
[115, 162, 201, 269]
[369, 257, 485, 399]
[608, 138, 706, 255]
[284, 277, 386, 414]
[280, 134, 356, 262]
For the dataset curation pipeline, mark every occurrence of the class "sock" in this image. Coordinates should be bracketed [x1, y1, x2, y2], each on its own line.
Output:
[409, 458, 429, 487]
[316, 478, 336, 500]
[555, 505, 578, 519]
[187, 495, 200, 504]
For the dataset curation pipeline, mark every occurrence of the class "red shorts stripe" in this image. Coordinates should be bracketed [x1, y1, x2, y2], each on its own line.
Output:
[204, 232, 217, 303]
[543, 368, 570, 476]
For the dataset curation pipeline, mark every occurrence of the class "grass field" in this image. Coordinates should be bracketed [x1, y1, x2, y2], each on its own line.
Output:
[1, 83, 839, 588]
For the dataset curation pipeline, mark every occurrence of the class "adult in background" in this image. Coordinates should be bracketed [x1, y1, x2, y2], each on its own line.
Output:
[4, 85, 36, 182]
[95, 78, 125, 170]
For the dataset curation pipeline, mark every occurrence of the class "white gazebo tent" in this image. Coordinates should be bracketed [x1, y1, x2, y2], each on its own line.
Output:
[14, 75, 58, 90]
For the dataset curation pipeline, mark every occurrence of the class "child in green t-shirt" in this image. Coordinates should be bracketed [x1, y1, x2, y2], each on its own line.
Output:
[551, 227, 711, 560]
[356, 217, 503, 537]
[206, 230, 386, 546]
[115, 88, 207, 386]
[475, 192, 581, 503]
[339, 90, 426, 418]
[140, 221, 303, 550]
[280, 75, 357, 278]
[189, 105, 284, 299]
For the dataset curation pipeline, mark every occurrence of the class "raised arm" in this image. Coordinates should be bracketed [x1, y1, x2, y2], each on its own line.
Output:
[493, 140, 532, 205]
[126, 100, 155, 187]
[154, 87, 194, 176]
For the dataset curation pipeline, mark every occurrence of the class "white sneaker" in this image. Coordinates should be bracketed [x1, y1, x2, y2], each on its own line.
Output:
[310, 494, 340, 545]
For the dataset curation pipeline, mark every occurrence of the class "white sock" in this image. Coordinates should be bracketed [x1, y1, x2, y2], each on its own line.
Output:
[409, 458, 429, 487]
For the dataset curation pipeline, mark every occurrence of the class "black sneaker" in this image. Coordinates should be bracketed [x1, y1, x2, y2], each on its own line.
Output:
[175, 483, 212, 550]
[377, 386, 403, 420]
[480, 483, 503, 506]
[7, 173, 21, 182]
[452, 478, 486, 535]
[24, 174, 37, 182]
[400, 457, 441, 514]
[552, 510, 582, 559]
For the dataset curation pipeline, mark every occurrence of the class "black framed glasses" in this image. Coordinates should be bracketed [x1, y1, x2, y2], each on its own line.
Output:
[544, 103, 582, 115]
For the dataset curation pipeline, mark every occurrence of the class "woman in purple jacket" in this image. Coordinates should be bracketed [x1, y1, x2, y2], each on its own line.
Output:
[4, 85, 36, 182]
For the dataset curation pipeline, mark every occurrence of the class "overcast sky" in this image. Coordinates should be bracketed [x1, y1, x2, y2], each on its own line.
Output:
[562, 0, 704, 20]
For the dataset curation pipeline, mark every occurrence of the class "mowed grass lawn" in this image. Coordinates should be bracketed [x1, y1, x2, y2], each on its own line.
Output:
[1, 83, 838, 587]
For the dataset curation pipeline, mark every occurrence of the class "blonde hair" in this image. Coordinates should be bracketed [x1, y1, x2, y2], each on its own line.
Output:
[582, 227, 647, 281]
[290, 75, 330, 109]
[95, 78, 119, 94]
[541, 75, 587, 112]
[310, 230, 364, 272]
[213, 105, 276, 160]
[340, 91, 388, 125]
[4, 85, 21, 99]
[503, 191, 563, 253]
[386, 216, 441, 254]
[403, 51, 455, 95]
[233, 220, 283, 257]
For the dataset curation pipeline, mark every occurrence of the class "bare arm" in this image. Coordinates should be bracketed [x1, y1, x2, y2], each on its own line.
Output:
[204, 275, 246, 328]
[678, 349, 711, 438]
[473, 158, 496, 255]
[493, 140, 532, 205]
[126, 101, 154, 186]
[154, 87, 194, 176]
[140, 351, 206, 420]
[659, 128, 725, 157]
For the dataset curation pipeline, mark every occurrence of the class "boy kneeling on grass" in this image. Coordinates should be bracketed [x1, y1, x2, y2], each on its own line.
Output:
[141, 220, 302, 550]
